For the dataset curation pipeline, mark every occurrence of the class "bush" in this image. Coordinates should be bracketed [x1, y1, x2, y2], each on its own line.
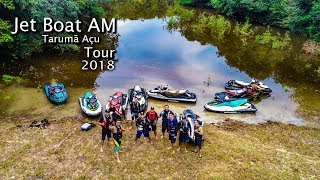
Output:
[2, 74, 23, 85]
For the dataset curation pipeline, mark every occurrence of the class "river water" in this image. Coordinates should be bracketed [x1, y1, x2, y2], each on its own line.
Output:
[1, 1, 319, 127]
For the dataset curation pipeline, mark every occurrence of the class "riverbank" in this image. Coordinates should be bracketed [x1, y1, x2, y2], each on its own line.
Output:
[180, 0, 320, 43]
[0, 116, 319, 179]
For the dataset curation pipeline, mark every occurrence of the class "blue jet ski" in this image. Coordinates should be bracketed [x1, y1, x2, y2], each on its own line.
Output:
[44, 82, 68, 104]
[79, 92, 102, 116]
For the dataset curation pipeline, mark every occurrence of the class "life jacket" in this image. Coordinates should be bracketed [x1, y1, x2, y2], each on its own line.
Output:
[137, 118, 149, 131]
[102, 115, 111, 129]
[195, 126, 203, 139]
[147, 111, 157, 121]
[161, 110, 172, 123]
[168, 118, 177, 135]
[131, 101, 140, 112]
[113, 125, 122, 139]
[114, 104, 122, 115]
[180, 121, 189, 133]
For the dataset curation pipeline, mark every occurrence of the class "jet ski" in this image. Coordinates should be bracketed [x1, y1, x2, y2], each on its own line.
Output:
[178, 109, 204, 142]
[106, 91, 129, 112]
[44, 82, 68, 104]
[225, 79, 272, 94]
[215, 87, 262, 101]
[79, 92, 102, 116]
[204, 98, 257, 114]
[147, 85, 197, 103]
[128, 85, 148, 112]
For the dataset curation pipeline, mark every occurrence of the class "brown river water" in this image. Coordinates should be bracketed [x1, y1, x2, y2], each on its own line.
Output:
[0, 1, 319, 127]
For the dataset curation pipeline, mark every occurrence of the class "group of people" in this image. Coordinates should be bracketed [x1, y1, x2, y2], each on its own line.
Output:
[98, 104, 204, 163]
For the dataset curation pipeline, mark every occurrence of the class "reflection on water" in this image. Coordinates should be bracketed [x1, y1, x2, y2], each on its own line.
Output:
[0, 0, 319, 127]
[95, 19, 305, 126]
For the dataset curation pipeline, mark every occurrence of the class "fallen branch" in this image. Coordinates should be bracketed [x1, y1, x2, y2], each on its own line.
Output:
[54, 127, 77, 152]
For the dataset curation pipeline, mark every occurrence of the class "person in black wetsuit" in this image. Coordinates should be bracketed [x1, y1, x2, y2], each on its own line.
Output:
[98, 110, 113, 152]
[178, 115, 191, 152]
[129, 97, 140, 128]
[159, 105, 173, 139]
[135, 112, 152, 144]
[110, 120, 125, 163]
[193, 120, 204, 160]
[167, 112, 178, 151]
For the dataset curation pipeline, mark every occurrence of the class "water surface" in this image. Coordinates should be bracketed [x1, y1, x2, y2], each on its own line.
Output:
[1, 1, 319, 127]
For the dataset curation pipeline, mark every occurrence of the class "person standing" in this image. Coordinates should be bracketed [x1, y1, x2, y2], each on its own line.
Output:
[130, 97, 140, 128]
[167, 112, 178, 150]
[110, 120, 125, 163]
[98, 110, 112, 152]
[159, 105, 173, 139]
[135, 112, 152, 144]
[193, 120, 204, 160]
[110, 102, 123, 123]
[146, 107, 158, 139]
[178, 115, 191, 152]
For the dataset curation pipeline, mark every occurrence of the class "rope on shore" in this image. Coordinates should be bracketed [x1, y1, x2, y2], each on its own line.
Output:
[54, 127, 77, 152]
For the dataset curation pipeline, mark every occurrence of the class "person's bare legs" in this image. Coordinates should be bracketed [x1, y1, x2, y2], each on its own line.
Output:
[101, 140, 105, 152]
[177, 142, 181, 151]
[107, 137, 113, 144]
[116, 152, 121, 163]
[198, 149, 202, 159]
[154, 130, 158, 139]
[184, 143, 188, 152]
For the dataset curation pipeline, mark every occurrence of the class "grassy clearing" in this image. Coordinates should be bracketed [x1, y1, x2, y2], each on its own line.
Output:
[0, 118, 319, 179]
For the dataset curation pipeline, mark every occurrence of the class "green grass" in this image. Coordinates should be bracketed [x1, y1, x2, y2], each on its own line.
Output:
[0, 117, 319, 179]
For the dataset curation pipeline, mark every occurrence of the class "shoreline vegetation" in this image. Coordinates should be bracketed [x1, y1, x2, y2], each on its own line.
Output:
[0, 115, 319, 179]
[180, 0, 320, 43]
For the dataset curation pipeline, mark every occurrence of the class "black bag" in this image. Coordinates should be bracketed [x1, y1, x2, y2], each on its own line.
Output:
[81, 123, 96, 131]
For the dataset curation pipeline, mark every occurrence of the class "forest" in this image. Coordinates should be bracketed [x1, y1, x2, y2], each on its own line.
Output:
[0, 0, 106, 58]
[180, 0, 320, 42]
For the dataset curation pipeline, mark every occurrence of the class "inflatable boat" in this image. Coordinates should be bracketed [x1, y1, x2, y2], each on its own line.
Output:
[128, 85, 148, 112]
[79, 92, 102, 116]
[44, 82, 68, 104]
[204, 99, 257, 114]
[225, 79, 272, 94]
[147, 85, 197, 103]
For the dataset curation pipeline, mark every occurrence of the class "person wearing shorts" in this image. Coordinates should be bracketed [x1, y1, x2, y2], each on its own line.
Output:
[110, 120, 125, 163]
[146, 107, 158, 139]
[178, 115, 191, 152]
[98, 110, 112, 152]
[167, 112, 178, 151]
[193, 120, 204, 160]
[159, 105, 173, 139]
[135, 112, 152, 144]
[130, 97, 140, 128]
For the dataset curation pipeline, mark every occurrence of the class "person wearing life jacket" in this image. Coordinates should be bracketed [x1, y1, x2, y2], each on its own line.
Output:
[193, 120, 204, 160]
[129, 97, 140, 128]
[135, 112, 152, 144]
[178, 115, 191, 152]
[159, 105, 174, 139]
[111, 102, 122, 123]
[167, 112, 178, 151]
[110, 120, 125, 163]
[146, 107, 158, 139]
[98, 110, 113, 152]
